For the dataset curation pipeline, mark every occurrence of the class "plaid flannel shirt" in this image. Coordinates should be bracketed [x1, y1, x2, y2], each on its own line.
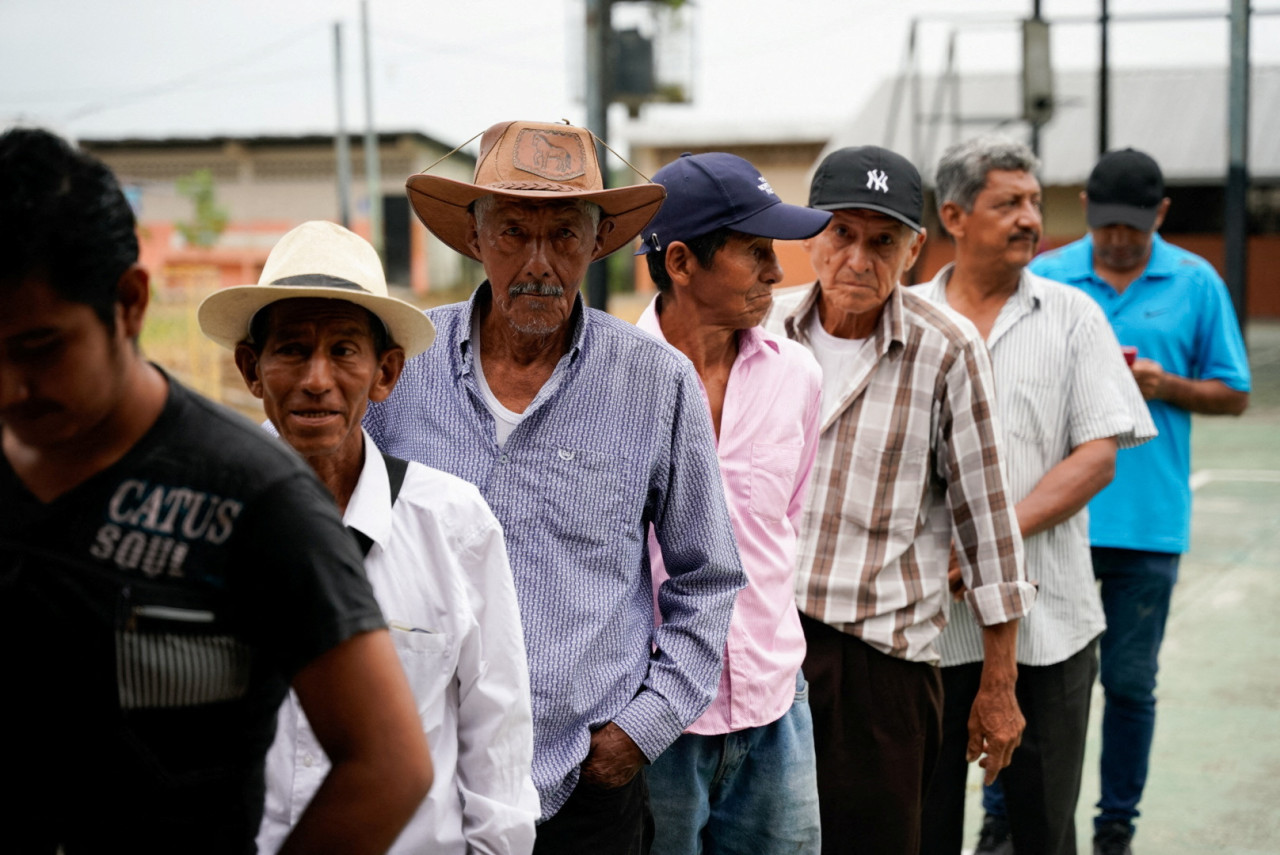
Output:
[764, 282, 1035, 663]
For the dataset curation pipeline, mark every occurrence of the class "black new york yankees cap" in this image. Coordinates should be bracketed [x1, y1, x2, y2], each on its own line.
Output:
[808, 145, 924, 233]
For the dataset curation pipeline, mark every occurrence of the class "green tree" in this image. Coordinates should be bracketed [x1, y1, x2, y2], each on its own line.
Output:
[175, 168, 228, 248]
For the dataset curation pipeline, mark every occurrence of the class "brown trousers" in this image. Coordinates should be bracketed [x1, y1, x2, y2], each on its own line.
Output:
[800, 612, 944, 855]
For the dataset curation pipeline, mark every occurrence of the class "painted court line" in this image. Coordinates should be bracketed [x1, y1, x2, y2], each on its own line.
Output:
[1190, 469, 1280, 491]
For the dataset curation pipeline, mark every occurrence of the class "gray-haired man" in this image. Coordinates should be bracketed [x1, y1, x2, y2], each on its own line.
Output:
[916, 137, 1153, 855]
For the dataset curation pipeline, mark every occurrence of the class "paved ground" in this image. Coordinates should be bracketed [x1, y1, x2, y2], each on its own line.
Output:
[961, 321, 1280, 854]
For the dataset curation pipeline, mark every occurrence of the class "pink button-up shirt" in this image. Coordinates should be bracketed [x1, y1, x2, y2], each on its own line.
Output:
[638, 297, 822, 734]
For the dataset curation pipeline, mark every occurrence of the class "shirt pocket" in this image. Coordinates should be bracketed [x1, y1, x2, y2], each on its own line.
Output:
[1002, 373, 1058, 447]
[388, 625, 453, 707]
[116, 599, 252, 710]
[748, 442, 803, 523]
[536, 445, 626, 546]
[843, 445, 930, 535]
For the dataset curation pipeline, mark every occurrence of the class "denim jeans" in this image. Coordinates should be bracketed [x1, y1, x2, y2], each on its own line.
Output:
[1091, 547, 1179, 834]
[982, 778, 1007, 816]
[647, 670, 820, 855]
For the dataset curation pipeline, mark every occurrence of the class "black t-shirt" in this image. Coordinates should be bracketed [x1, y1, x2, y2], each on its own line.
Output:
[0, 376, 384, 854]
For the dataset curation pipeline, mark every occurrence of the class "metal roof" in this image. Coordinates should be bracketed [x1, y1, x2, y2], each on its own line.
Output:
[623, 119, 836, 149]
[825, 65, 1280, 185]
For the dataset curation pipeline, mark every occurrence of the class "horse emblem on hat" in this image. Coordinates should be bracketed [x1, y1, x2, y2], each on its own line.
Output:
[514, 128, 587, 181]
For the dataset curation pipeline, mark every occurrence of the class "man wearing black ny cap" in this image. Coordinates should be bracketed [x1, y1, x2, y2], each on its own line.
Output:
[1030, 149, 1250, 855]
[634, 152, 830, 854]
[765, 146, 1034, 855]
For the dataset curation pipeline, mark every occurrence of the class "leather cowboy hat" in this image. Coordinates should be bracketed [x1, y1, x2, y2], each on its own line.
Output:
[405, 120, 666, 262]
[197, 220, 436, 358]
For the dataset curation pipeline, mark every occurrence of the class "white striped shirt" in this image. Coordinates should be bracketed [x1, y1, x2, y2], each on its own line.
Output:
[913, 266, 1156, 667]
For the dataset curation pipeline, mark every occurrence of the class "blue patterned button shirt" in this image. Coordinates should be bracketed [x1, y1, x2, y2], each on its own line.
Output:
[364, 284, 745, 819]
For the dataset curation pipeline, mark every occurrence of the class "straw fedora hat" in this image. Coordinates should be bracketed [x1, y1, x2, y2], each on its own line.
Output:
[197, 220, 436, 358]
[405, 119, 666, 262]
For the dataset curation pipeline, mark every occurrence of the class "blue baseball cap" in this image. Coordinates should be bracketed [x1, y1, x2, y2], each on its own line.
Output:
[635, 152, 832, 254]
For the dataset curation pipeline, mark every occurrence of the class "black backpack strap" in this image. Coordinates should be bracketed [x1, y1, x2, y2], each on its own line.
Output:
[348, 453, 410, 558]
[381, 452, 410, 506]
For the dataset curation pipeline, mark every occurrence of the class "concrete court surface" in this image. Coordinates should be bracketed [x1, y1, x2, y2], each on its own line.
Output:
[959, 320, 1280, 854]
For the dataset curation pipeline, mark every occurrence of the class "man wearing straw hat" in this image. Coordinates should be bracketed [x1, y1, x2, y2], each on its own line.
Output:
[364, 120, 746, 853]
[0, 127, 432, 854]
[198, 220, 540, 855]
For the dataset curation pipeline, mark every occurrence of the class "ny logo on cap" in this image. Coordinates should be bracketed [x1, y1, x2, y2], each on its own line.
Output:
[866, 169, 889, 193]
[757, 176, 777, 197]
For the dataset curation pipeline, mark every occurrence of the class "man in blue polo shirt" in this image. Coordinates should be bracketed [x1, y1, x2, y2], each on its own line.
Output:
[1028, 148, 1250, 855]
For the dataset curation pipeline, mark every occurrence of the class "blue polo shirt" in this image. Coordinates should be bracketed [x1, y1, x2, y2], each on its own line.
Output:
[1029, 234, 1250, 554]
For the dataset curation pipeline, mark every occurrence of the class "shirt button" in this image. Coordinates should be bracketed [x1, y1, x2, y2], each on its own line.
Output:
[500, 453, 510, 464]
[302, 753, 314, 767]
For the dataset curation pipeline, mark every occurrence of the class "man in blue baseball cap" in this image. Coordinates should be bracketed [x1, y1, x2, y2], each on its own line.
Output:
[635, 152, 830, 854]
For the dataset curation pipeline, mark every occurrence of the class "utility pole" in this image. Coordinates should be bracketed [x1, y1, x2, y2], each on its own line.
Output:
[333, 21, 352, 229]
[585, 0, 611, 311]
[1100, 0, 1111, 155]
[361, 0, 383, 260]
[1098, 0, 1110, 156]
[1031, 0, 1041, 156]
[1225, 0, 1250, 340]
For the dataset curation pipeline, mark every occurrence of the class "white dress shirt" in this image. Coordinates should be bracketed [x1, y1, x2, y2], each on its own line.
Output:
[913, 267, 1156, 667]
[257, 430, 539, 855]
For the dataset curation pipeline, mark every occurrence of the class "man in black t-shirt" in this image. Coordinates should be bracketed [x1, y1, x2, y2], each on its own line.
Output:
[0, 128, 433, 854]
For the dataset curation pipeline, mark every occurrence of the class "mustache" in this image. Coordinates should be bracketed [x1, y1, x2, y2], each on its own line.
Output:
[1009, 230, 1039, 242]
[508, 281, 565, 298]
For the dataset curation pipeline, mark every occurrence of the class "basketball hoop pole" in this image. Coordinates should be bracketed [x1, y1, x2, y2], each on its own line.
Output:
[585, 0, 612, 312]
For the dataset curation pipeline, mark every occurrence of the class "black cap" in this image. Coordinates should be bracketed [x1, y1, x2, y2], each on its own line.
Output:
[1086, 148, 1164, 231]
[808, 145, 923, 232]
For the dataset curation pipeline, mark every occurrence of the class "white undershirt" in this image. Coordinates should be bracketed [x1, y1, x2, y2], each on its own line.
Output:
[471, 318, 527, 448]
[807, 311, 871, 426]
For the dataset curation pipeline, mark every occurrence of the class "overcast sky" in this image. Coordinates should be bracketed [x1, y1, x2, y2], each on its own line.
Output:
[1, 0, 1276, 150]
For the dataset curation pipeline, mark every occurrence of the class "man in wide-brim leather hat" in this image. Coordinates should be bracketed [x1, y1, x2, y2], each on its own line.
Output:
[364, 120, 747, 855]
